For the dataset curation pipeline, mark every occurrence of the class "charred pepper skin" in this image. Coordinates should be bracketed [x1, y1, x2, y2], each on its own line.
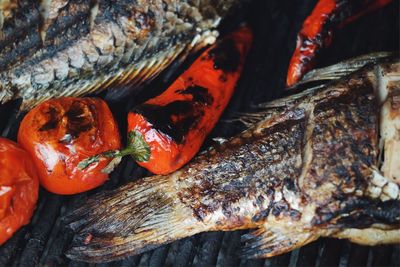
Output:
[127, 26, 253, 175]
[286, 0, 392, 87]
[18, 97, 121, 195]
[0, 138, 39, 245]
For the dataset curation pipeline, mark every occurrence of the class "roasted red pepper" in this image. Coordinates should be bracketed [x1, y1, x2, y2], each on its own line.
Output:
[127, 26, 252, 174]
[0, 138, 39, 245]
[79, 26, 253, 175]
[287, 0, 392, 87]
[18, 98, 121, 195]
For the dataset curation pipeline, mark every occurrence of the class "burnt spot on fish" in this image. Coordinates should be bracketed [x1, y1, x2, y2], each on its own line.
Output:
[302, 74, 378, 206]
[191, 203, 209, 222]
[251, 208, 271, 223]
[283, 177, 296, 191]
[316, 197, 400, 227]
[134, 85, 213, 143]
[364, 200, 400, 224]
[208, 37, 241, 72]
[271, 201, 289, 217]
[289, 209, 301, 220]
[0, 0, 93, 72]
[177, 114, 306, 223]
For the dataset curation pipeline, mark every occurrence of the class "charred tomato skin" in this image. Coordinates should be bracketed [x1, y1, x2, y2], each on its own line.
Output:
[0, 138, 39, 245]
[18, 97, 121, 195]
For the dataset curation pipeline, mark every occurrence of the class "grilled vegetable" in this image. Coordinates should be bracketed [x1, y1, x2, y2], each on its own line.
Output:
[286, 0, 392, 86]
[18, 97, 121, 195]
[65, 54, 400, 262]
[0, 137, 39, 245]
[0, 0, 241, 110]
[79, 26, 253, 175]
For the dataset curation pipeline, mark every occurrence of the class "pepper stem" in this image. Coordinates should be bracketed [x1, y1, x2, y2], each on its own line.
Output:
[77, 130, 151, 171]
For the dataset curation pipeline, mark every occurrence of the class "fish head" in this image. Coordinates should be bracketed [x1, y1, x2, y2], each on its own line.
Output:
[375, 61, 400, 184]
[307, 59, 400, 241]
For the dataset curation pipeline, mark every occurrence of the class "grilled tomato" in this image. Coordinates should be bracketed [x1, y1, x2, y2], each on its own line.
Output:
[18, 98, 121, 195]
[0, 138, 39, 245]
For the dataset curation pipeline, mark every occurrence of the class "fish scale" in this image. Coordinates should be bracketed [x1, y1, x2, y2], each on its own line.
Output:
[0, 0, 240, 110]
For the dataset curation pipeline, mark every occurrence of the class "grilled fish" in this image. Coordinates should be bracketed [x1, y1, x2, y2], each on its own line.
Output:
[0, 0, 240, 110]
[65, 54, 400, 262]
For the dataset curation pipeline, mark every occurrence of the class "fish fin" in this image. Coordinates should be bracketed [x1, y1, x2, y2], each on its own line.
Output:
[224, 110, 283, 127]
[104, 31, 218, 102]
[15, 42, 194, 110]
[296, 52, 393, 86]
[241, 227, 318, 258]
[231, 52, 394, 127]
[333, 228, 400, 246]
[102, 47, 186, 101]
[64, 175, 201, 263]
[226, 83, 325, 126]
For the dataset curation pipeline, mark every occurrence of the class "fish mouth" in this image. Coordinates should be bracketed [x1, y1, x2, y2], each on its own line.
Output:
[316, 198, 400, 228]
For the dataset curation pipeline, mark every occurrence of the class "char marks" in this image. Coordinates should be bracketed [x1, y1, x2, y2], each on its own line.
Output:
[37, 99, 97, 140]
[208, 37, 241, 72]
[39, 105, 62, 131]
[0, 0, 92, 71]
[303, 75, 380, 224]
[64, 100, 97, 138]
[0, 0, 42, 70]
[177, 110, 307, 224]
[134, 85, 214, 143]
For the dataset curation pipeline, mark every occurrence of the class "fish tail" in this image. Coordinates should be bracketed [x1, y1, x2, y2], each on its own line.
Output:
[241, 227, 319, 259]
[64, 175, 203, 263]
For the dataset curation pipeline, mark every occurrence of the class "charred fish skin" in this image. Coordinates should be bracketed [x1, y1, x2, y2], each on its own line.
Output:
[0, 0, 240, 110]
[177, 61, 400, 258]
[65, 58, 400, 263]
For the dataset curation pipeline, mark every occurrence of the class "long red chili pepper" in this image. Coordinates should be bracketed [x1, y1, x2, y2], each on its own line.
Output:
[79, 26, 253, 175]
[286, 0, 392, 87]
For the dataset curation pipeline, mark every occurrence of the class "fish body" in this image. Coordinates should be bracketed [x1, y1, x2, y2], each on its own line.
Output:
[66, 55, 400, 262]
[0, 0, 240, 110]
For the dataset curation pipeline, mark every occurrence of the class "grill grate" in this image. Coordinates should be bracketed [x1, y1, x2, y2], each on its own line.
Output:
[0, 1, 399, 266]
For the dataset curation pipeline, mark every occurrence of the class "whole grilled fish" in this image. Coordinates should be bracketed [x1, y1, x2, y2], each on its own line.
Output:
[65, 54, 400, 262]
[0, 0, 240, 110]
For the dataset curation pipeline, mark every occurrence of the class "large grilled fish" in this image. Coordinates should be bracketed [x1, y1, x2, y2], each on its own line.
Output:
[0, 0, 240, 110]
[65, 54, 400, 262]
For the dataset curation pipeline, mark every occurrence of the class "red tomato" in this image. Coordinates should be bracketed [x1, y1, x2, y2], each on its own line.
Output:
[18, 97, 121, 195]
[0, 137, 39, 245]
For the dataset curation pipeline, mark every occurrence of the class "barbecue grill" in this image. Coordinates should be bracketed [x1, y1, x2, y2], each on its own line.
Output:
[0, 1, 399, 266]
